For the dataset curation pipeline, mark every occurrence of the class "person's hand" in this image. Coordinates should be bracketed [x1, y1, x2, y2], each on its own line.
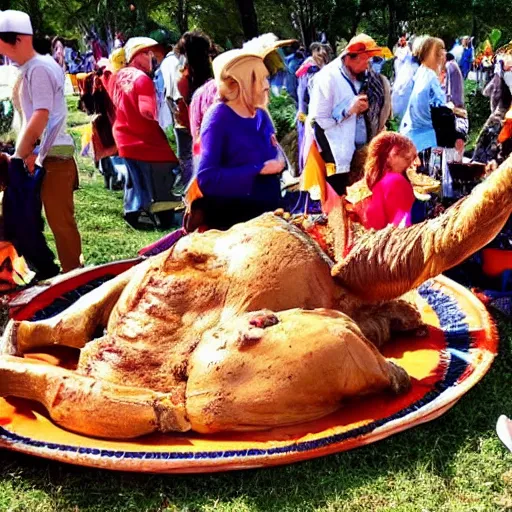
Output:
[348, 94, 369, 116]
[485, 159, 498, 174]
[455, 138, 465, 154]
[25, 154, 37, 172]
[260, 159, 285, 175]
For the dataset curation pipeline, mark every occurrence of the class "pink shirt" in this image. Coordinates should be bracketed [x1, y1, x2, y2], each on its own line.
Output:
[189, 79, 218, 144]
[358, 172, 415, 230]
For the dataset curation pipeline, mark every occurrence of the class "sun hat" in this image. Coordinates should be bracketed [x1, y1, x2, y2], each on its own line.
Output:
[212, 49, 262, 83]
[341, 34, 383, 57]
[109, 47, 126, 71]
[212, 34, 300, 83]
[124, 37, 159, 63]
[0, 10, 33, 35]
[496, 42, 512, 67]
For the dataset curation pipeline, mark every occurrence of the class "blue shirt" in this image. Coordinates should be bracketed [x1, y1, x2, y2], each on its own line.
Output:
[340, 63, 367, 146]
[400, 65, 446, 152]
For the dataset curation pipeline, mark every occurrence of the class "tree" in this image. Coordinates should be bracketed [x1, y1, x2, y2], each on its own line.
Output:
[175, 0, 189, 33]
[235, 0, 259, 39]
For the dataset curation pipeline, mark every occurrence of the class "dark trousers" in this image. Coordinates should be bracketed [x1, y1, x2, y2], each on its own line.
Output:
[174, 127, 193, 189]
[187, 197, 280, 232]
[313, 122, 335, 164]
[3, 159, 59, 279]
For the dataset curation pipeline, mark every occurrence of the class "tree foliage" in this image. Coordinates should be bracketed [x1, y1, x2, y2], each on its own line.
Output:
[6, 0, 512, 50]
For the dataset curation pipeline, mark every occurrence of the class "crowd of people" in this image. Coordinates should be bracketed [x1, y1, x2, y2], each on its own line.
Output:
[0, 8, 511, 295]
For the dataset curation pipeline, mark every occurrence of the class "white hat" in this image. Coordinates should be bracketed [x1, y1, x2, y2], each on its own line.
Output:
[0, 10, 33, 36]
[124, 37, 159, 63]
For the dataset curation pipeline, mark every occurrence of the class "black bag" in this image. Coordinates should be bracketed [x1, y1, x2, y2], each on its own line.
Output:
[430, 106, 457, 148]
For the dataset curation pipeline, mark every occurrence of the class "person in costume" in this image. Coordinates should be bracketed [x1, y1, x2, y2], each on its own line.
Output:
[295, 43, 330, 174]
[444, 52, 468, 162]
[459, 36, 474, 79]
[305, 34, 389, 197]
[347, 132, 418, 230]
[394, 36, 411, 78]
[391, 36, 427, 122]
[189, 77, 218, 155]
[51, 37, 66, 71]
[185, 49, 284, 231]
[400, 37, 447, 155]
[445, 53, 465, 109]
[473, 47, 512, 166]
[188, 35, 297, 162]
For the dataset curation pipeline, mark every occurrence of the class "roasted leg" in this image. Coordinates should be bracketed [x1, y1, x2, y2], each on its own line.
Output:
[333, 155, 512, 302]
[352, 299, 426, 349]
[0, 262, 149, 356]
[186, 309, 410, 434]
[0, 355, 190, 438]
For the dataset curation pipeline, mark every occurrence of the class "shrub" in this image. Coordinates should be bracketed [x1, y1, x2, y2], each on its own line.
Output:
[465, 80, 491, 150]
[268, 91, 297, 141]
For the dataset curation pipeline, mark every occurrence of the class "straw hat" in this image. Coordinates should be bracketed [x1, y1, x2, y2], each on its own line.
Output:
[212, 49, 262, 83]
[124, 37, 160, 63]
[212, 34, 299, 83]
[496, 42, 512, 67]
[109, 47, 126, 72]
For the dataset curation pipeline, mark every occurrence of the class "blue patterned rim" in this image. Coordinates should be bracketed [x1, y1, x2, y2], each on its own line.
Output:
[1, 279, 472, 462]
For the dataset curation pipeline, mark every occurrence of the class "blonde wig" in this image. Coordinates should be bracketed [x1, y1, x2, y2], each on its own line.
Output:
[217, 55, 269, 116]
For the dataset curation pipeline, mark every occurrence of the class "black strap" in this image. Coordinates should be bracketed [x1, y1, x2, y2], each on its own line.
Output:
[339, 65, 359, 96]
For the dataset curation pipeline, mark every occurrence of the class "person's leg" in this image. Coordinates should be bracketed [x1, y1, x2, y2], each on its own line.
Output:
[313, 123, 335, 164]
[312, 122, 350, 195]
[175, 127, 193, 189]
[3, 159, 59, 279]
[41, 157, 82, 273]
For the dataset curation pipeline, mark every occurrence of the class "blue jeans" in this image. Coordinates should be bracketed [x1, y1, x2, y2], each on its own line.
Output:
[174, 127, 193, 190]
[123, 158, 179, 214]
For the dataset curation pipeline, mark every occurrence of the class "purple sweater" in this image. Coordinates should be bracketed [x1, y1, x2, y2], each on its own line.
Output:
[197, 103, 281, 204]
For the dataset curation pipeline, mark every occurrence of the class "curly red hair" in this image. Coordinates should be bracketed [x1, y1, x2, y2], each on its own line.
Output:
[365, 132, 416, 190]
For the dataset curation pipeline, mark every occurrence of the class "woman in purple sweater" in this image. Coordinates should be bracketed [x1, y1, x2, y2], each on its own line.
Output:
[186, 49, 284, 230]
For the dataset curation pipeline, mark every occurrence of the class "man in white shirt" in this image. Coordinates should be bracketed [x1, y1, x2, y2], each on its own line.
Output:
[308, 34, 383, 194]
[0, 10, 82, 276]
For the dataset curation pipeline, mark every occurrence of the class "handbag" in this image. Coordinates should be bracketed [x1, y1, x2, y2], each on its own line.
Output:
[430, 106, 457, 148]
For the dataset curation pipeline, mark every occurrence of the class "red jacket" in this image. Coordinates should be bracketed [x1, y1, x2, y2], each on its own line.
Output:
[110, 67, 178, 163]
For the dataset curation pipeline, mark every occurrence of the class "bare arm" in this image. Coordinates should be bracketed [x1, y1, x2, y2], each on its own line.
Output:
[14, 109, 49, 160]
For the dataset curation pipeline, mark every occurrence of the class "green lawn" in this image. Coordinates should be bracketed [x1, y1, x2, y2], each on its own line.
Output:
[2, 318, 512, 512]
[1, 97, 512, 512]
[44, 98, 167, 265]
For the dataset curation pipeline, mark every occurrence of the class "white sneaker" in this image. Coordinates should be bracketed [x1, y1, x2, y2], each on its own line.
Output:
[496, 415, 512, 452]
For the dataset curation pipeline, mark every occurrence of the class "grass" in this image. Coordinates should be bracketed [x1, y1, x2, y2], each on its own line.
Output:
[42, 98, 169, 265]
[2, 318, 512, 512]
[1, 97, 512, 512]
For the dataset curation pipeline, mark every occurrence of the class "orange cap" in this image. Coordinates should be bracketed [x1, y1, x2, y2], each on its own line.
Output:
[341, 34, 383, 57]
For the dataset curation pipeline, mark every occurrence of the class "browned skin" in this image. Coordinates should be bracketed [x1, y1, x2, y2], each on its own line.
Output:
[0, 156, 511, 439]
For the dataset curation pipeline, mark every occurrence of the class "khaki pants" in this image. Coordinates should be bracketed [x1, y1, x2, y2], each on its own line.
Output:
[41, 157, 82, 273]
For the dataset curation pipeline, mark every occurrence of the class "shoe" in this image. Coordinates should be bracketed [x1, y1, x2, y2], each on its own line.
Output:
[496, 415, 512, 452]
[33, 268, 60, 284]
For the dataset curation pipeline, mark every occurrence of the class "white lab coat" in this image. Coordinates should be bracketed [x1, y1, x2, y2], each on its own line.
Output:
[308, 57, 358, 174]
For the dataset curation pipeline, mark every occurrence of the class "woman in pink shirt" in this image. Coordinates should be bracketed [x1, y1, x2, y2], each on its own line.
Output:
[353, 132, 418, 230]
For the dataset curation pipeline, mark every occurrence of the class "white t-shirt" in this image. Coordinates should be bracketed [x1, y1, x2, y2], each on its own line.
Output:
[160, 52, 184, 101]
[17, 54, 74, 165]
